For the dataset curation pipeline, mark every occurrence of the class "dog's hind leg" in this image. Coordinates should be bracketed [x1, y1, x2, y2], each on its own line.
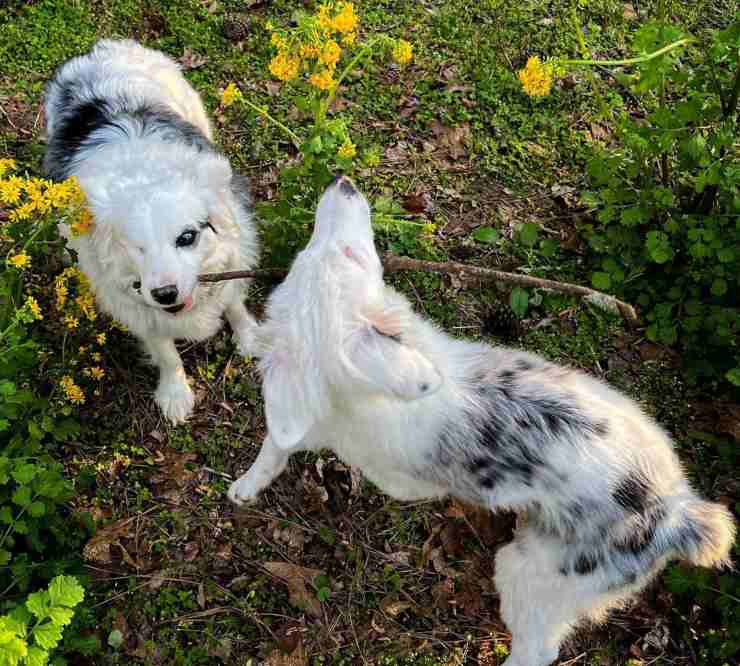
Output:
[495, 525, 639, 666]
[145, 336, 195, 424]
[225, 299, 259, 358]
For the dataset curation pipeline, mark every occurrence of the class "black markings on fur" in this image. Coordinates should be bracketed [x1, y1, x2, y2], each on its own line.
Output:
[515, 359, 534, 371]
[615, 501, 667, 556]
[372, 326, 402, 343]
[613, 476, 651, 515]
[574, 551, 600, 575]
[44, 82, 216, 181]
[594, 421, 609, 436]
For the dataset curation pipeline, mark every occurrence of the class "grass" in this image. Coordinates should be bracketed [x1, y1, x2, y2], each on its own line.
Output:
[1, 0, 738, 664]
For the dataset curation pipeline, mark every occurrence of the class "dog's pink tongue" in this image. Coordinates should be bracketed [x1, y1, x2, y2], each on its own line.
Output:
[181, 295, 194, 313]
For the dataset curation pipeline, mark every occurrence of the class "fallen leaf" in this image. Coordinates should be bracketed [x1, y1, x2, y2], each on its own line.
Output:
[265, 640, 307, 666]
[380, 596, 414, 618]
[623, 3, 638, 20]
[439, 523, 466, 558]
[429, 120, 471, 160]
[263, 562, 324, 617]
[384, 142, 409, 163]
[432, 577, 455, 610]
[178, 48, 209, 70]
[183, 542, 199, 562]
[82, 517, 134, 563]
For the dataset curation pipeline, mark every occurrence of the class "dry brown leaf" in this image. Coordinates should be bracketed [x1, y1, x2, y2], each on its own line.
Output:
[82, 517, 134, 563]
[263, 562, 324, 617]
[384, 142, 409, 162]
[403, 192, 433, 215]
[183, 541, 200, 562]
[623, 3, 638, 20]
[380, 596, 414, 618]
[265, 642, 307, 666]
[432, 577, 455, 610]
[429, 120, 471, 160]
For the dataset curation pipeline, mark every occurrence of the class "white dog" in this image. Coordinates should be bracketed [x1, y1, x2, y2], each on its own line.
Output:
[229, 177, 735, 666]
[44, 40, 259, 423]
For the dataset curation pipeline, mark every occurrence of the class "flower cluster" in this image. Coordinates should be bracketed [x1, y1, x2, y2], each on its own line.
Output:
[60, 375, 85, 404]
[517, 56, 554, 97]
[220, 82, 243, 108]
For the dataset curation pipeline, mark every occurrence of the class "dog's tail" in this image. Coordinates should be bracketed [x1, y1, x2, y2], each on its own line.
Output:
[674, 496, 736, 568]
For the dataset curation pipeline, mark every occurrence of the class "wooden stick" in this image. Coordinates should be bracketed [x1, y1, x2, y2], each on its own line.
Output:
[198, 253, 639, 326]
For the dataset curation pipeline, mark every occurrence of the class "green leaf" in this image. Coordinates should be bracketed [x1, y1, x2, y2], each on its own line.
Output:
[591, 272, 612, 290]
[48, 576, 84, 609]
[107, 629, 124, 649]
[0, 506, 13, 524]
[518, 223, 539, 247]
[0, 549, 10, 566]
[11, 463, 37, 485]
[33, 621, 62, 651]
[25, 646, 49, 666]
[540, 238, 559, 257]
[471, 227, 499, 244]
[48, 608, 74, 628]
[28, 502, 46, 518]
[11, 486, 32, 507]
[620, 207, 646, 226]
[0, 636, 27, 664]
[510, 288, 529, 318]
[26, 591, 51, 621]
[710, 278, 728, 297]
[726, 368, 740, 386]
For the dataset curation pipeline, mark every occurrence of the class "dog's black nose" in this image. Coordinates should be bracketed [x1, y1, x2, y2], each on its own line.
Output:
[151, 284, 179, 305]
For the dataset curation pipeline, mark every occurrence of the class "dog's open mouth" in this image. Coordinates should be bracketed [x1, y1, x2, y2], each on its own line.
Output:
[164, 304, 186, 314]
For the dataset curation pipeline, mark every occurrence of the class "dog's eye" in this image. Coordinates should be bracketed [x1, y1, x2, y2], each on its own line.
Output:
[176, 230, 198, 248]
[132, 280, 141, 291]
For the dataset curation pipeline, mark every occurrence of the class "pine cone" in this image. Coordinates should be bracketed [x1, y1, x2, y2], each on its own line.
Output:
[223, 13, 250, 42]
[481, 302, 520, 341]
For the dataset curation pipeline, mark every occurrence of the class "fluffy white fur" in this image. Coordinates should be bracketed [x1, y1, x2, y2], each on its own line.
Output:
[44, 40, 259, 423]
[229, 177, 735, 666]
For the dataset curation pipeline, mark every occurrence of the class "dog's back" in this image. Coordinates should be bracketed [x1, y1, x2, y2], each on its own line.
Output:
[44, 39, 212, 181]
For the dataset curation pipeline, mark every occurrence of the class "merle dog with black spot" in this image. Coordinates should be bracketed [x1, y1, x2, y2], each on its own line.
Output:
[228, 177, 736, 666]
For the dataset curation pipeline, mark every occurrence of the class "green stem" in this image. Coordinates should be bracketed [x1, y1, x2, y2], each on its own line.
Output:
[238, 97, 302, 147]
[317, 36, 383, 127]
[562, 37, 695, 67]
[570, 5, 610, 119]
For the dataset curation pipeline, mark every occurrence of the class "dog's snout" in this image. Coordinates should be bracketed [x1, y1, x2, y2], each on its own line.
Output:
[151, 284, 179, 305]
[332, 175, 358, 197]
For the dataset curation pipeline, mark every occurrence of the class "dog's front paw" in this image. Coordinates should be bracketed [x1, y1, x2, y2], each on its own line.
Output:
[233, 324, 257, 359]
[155, 377, 195, 424]
[227, 472, 262, 506]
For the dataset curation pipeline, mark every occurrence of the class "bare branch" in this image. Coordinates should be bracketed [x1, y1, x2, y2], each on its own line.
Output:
[199, 253, 639, 326]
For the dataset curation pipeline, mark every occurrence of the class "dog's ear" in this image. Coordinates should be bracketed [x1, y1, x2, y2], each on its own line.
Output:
[261, 354, 316, 450]
[345, 308, 443, 401]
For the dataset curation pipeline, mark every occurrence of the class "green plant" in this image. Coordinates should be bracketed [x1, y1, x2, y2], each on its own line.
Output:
[578, 18, 740, 383]
[220, 2, 425, 265]
[0, 574, 85, 666]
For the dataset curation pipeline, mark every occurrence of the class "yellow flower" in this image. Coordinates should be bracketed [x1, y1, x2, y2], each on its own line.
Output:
[337, 138, 356, 159]
[8, 252, 30, 269]
[319, 40, 341, 67]
[517, 56, 554, 97]
[270, 33, 288, 51]
[342, 31, 356, 46]
[269, 51, 300, 82]
[60, 375, 85, 404]
[25, 296, 42, 320]
[0, 158, 16, 178]
[317, 4, 333, 32]
[65, 315, 80, 330]
[96, 332, 107, 345]
[221, 82, 243, 108]
[309, 68, 335, 90]
[332, 3, 358, 34]
[91, 352, 102, 362]
[300, 43, 320, 60]
[0, 176, 23, 205]
[392, 39, 413, 66]
[423, 223, 437, 235]
[9, 202, 34, 221]
[90, 366, 105, 380]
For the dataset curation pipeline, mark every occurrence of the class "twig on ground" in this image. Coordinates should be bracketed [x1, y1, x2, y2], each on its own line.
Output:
[199, 254, 639, 326]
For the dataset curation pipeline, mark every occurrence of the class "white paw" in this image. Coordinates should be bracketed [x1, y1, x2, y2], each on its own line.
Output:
[227, 472, 263, 506]
[155, 377, 195, 424]
[233, 324, 257, 359]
